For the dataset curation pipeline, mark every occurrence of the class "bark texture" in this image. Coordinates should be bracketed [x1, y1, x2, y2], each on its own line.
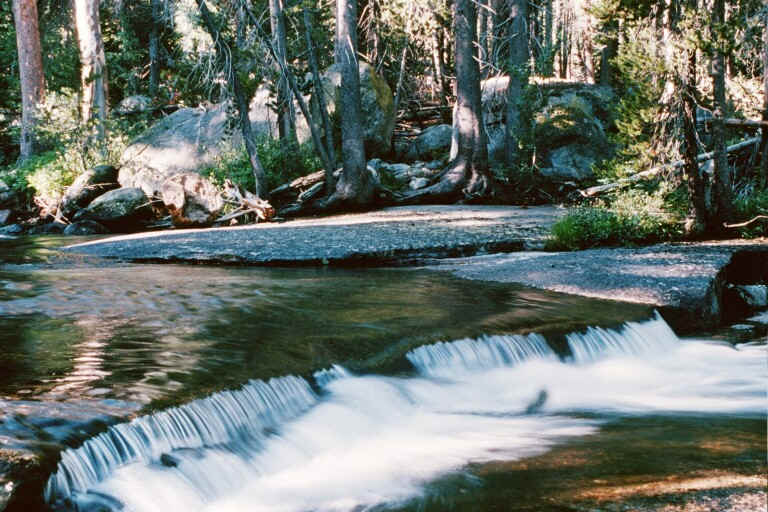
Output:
[269, 0, 296, 142]
[198, 0, 267, 198]
[761, 8, 768, 183]
[401, 0, 492, 203]
[12, 0, 45, 160]
[505, 0, 529, 168]
[148, 0, 161, 97]
[710, 0, 732, 230]
[682, 42, 706, 236]
[74, 0, 108, 142]
[324, 0, 374, 207]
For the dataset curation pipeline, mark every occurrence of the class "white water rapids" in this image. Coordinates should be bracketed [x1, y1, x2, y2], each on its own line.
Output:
[45, 313, 766, 512]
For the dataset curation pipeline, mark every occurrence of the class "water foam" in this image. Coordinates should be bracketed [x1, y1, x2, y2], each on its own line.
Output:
[45, 376, 316, 505]
[45, 314, 767, 512]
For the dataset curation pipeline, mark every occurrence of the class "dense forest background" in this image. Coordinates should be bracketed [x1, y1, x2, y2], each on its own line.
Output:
[1, 0, 766, 244]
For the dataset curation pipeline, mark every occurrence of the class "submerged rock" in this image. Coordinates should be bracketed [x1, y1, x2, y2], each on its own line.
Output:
[63, 220, 110, 236]
[28, 222, 66, 235]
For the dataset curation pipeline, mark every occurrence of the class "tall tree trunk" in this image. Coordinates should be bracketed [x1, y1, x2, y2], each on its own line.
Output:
[599, 18, 618, 86]
[148, 0, 161, 98]
[505, 0, 529, 168]
[710, 0, 732, 230]
[269, 0, 296, 143]
[402, 0, 492, 202]
[489, 0, 505, 71]
[198, 0, 267, 198]
[12, 0, 45, 161]
[303, 8, 337, 189]
[74, 0, 108, 146]
[323, 0, 374, 207]
[542, 0, 554, 76]
[478, 0, 489, 77]
[682, 39, 706, 236]
[760, 6, 768, 185]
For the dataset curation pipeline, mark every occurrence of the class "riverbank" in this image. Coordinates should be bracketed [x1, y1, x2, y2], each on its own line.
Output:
[61, 205, 768, 331]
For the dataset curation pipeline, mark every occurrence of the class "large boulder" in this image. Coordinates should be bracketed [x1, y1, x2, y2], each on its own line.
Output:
[75, 188, 153, 232]
[119, 63, 395, 197]
[404, 124, 452, 161]
[0, 180, 20, 210]
[161, 173, 224, 227]
[317, 61, 395, 157]
[539, 144, 598, 183]
[480, 78, 615, 180]
[119, 104, 234, 198]
[59, 165, 120, 219]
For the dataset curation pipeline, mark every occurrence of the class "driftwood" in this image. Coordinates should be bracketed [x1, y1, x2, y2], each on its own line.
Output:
[580, 137, 762, 197]
[217, 180, 275, 223]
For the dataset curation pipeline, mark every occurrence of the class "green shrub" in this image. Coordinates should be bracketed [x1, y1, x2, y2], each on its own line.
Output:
[733, 185, 768, 238]
[547, 190, 684, 251]
[204, 137, 323, 194]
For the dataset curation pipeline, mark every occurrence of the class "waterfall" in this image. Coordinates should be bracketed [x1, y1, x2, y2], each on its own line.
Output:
[406, 333, 554, 376]
[313, 364, 352, 388]
[566, 311, 679, 363]
[43, 314, 766, 512]
[45, 375, 317, 506]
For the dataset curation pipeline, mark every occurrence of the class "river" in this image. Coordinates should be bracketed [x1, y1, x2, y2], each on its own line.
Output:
[0, 235, 765, 511]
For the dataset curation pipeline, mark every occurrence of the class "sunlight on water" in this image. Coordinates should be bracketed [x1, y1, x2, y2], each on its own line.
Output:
[45, 314, 767, 512]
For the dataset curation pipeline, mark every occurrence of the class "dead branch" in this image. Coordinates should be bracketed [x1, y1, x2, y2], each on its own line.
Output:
[580, 137, 761, 197]
[723, 215, 768, 229]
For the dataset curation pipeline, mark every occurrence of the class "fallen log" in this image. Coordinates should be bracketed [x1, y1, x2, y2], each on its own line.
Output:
[700, 118, 768, 129]
[580, 137, 761, 197]
[724, 215, 768, 229]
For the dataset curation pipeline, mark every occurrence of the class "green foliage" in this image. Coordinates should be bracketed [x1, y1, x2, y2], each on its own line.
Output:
[204, 137, 323, 193]
[548, 187, 684, 250]
[733, 185, 768, 238]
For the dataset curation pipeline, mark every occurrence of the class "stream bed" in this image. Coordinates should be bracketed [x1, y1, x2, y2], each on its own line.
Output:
[1, 235, 766, 512]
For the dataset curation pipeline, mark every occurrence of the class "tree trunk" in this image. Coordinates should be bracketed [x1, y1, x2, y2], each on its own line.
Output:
[542, 0, 554, 76]
[505, 0, 529, 168]
[198, 0, 267, 198]
[74, 0, 108, 145]
[710, 0, 732, 230]
[760, 7, 768, 184]
[269, 0, 296, 143]
[682, 41, 706, 236]
[323, 0, 374, 207]
[599, 19, 618, 86]
[478, 0, 489, 77]
[12, 0, 45, 161]
[303, 8, 337, 189]
[148, 0, 161, 98]
[401, 0, 493, 202]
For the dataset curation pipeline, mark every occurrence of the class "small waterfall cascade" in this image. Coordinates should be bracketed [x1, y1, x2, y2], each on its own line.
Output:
[45, 375, 317, 506]
[42, 314, 767, 512]
[313, 364, 352, 388]
[566, 311, 679, 363]
[406, 333, 554, 376]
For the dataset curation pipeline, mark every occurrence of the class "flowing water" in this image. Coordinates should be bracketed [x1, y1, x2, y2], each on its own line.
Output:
[0, 235, 765, 512]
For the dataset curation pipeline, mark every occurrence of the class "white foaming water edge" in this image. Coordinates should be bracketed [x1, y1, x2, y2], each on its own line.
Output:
[47, 314, 767, 512]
